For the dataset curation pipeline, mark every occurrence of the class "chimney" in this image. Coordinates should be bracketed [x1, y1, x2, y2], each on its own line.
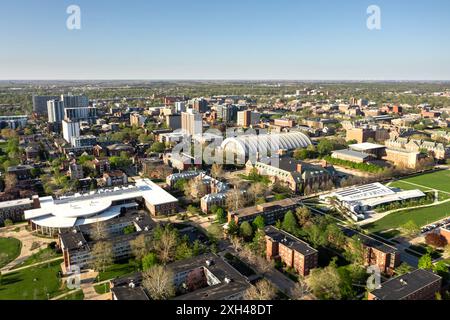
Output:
[32, 195, 41, 209]
[296, 163, 303, 173]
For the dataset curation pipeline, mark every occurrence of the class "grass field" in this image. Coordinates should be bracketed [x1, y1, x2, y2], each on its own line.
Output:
[94, 283, 110, 294]
[58, 290, 84, 300]
[364, 201, 450, 233]
[0, 260, 67, 300]
[97, 261, 139, 282]
[391, 170, 450, 193]
[388, 180, 433, 192]
[11, 248, 61, 269]
[0, 237, 21, 268]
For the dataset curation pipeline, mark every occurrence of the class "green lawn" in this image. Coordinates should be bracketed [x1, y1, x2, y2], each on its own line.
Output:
[11, 248, 61, 269]
[388, 180, 433, 192]
[391, 170, 450, 193]
[0, 237, 21, 268]
[97, 261, 139, 282]
[0, 260, 67, 300]
[94, 283, 111, 294]
[364, 201, 450, 233]
[58, 290, 84, 300]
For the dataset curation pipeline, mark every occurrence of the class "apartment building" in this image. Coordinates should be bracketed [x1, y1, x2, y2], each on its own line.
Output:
[265, 226, 318, 276]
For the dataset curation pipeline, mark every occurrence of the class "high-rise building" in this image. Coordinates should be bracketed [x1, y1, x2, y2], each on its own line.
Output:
[62, 120, 80, 144]
[174, 101, 187, 113]
[32, 95, 59, 115]
[61, 94, 89, 108]
[192, 98, 209, 113]
[216, 104, 238, 123]
[166, 114, 181, 130]
[130, 112, 147, 127]
[65, 107, 98, 122]
[47, 100, 65, 123]
[181, 109, 202, 136]
[237, 110, 260, 127]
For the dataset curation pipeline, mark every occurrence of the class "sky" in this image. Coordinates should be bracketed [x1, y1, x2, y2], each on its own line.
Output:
[0, 0, 450, 80]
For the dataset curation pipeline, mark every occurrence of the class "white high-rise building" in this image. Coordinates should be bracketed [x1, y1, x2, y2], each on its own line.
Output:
[62, 120, 80, 143]
[181, 109, 202, 136]
[175, 101, 187, 113]
[47, 100, 65, 123]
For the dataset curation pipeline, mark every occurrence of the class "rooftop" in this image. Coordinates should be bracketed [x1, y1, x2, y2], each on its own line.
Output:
[332, 149, 371, 160]
[349, 142, 386, 151]
[370, 269, 442, 300]
[265, 226, 318, 256]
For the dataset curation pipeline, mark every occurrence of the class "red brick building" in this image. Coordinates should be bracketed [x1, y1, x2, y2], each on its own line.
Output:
[265, 226, 318, 277]
[368, 269, 442, 300]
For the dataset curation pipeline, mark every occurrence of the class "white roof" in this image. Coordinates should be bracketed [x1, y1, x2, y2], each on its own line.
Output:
[331, 183, 395, 202]
[349, 142, 386, 151]
[357, 189, 425, 208]
[25, 179, 177, 229]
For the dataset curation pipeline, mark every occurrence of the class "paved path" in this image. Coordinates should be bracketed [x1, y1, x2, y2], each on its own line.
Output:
[0, 226, 54, 272]
[357, 196, 450, 227]
[1, 257, 63, 274]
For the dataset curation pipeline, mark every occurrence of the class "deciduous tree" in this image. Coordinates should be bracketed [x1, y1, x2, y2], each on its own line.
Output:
[142, 265, 175, 300]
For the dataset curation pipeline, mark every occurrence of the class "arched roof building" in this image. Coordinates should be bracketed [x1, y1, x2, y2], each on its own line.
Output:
[220, 132, 312, 161]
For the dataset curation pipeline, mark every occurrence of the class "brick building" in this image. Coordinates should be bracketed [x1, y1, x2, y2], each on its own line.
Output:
[265, 226, 318, 276]
[368, 269, 442, 300]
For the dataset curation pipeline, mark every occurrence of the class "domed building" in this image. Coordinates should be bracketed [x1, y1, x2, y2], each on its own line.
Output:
[220, 131, 312, 163]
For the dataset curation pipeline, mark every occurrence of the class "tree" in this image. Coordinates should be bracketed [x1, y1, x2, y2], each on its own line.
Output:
[123, 225, 136, 235]
[433, 261, 449, 280]
[150, 142, 166, 153]
[425, 233, 448, 248]
[295, 207, 312, 226]
[210, 163, 223, 179]
[186, 268, 208, 292]
[142, 265, 175, 300]
[290, 281, 310, 300]
[142, 252, 159, 271]
[175, 241, 194, 260]
[305, 264, 342, 300]
[325, 224, 346, 250]
[239, 221, 254, 241]
[243, 279, 277, 300]
[3, 219, 13, 227]
[215, 207, 226, 224]
[401, 220, 420, 237]
[91, 219, 108, 241]
[90, 241, 114, 272]
[317, 139, 334, 156]
[281, 211, 299, 235]
[130, 234, 151, 261]
[395, 262, 413, 276]
[225, 189, 248, 212]
[227, 219, 239, 236]
[152, 225, 178, 264]
[418, 253, 433, 270]
[345, 236, 366, 266]
[248, 182, 268, 204]
[3, 173, 18, 191]
[252, 216, 265, 230]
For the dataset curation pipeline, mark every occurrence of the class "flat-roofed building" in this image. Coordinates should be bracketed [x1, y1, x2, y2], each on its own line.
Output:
[228, 198, 300, 226]
[342, 227, 400, 275]
[0, 195, 40, 226]
[331, 149, 372, 163]
[110, 253, 251, 300]
[24, 179, 178, 236]
[368, 269, 442, 300]
[265, 226, 318, 276]
[59, 211, 154, 273]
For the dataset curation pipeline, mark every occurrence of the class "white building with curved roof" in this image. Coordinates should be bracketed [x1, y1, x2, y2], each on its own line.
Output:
[220, 131, 312, 163]
[24, 179, 178, 236]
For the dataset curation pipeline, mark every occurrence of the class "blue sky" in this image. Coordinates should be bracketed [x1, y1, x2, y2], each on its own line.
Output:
[0, 0, 449, 80]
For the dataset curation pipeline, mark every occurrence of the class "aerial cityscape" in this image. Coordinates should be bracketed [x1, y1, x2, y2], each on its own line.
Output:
[0, 0, 450, 311]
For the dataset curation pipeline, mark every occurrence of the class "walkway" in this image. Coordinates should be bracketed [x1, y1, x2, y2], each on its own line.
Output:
[0, 225, 55, 272]
[1, 257, 63, 275]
